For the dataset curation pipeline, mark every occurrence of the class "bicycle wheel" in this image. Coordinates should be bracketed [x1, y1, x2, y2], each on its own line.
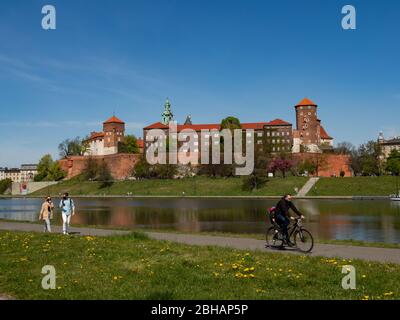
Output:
[293, 228, 314, 253]
[266, 227, 284, 249]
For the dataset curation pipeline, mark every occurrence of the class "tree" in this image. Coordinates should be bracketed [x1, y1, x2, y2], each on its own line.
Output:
[358, 141, 382, 176]
[35, 154, 66, 181]
[81, 157, 113, 187]
[35, 154, 53, 181]
[386, 149, 400, 176]
[242, 173, 267, 191]
[0, 179, 12, 194]
[220, 116, 241, 132]
[334, 142, 355, 155]
[133, 156, 152, 179]
[311, 153, 328, 177]
[118, 135, 139, 154]
[297, 159, 317, 176]
[58, 137, 88, 158]
[268, 157, 294, 178]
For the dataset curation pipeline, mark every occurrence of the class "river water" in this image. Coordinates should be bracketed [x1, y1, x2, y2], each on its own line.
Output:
[0, 197, 399, 243]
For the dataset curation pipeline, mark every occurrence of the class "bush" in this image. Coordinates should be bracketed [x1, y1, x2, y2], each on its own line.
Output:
[132, 156, 178, 179]
[0, 179, 12, 194]
[242, 172, 267, 191]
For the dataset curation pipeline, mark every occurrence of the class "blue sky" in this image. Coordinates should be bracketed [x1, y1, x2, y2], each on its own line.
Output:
[0, 0, 399, 167]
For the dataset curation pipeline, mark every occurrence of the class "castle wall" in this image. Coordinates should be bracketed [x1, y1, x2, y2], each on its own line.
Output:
[293, 153, 353, 177]
[59, 153, 141, 180]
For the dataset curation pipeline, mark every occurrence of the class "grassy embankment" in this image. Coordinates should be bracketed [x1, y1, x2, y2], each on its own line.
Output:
[0, 230, 398, 300]
[32, 176, 308, 197]
[307, 176, 400, 196]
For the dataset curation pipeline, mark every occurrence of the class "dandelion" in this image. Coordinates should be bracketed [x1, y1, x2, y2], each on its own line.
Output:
[362, 275, 366, 278]
[383, 292, 394, 296]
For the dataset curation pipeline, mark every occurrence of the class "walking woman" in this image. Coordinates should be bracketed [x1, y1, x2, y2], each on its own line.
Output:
[59, 192, 75, 235]
[39, 197, 54, 233]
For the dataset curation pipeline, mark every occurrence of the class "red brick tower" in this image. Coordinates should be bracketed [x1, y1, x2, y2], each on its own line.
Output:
[103, 115, 125, 154]
[295, 98, 320, 146]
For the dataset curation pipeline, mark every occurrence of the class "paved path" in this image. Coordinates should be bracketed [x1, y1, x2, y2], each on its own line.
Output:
[296, 177, 320, 197]
[1, 221, 400, 264]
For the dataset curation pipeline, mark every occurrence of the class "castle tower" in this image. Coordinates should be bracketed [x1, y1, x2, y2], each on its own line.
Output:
[103, 115, 125, 155]
[295, 98, 320, 151]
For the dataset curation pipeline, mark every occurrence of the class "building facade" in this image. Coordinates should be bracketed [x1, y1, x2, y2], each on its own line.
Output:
[143, 98, 333, 157]
[378, 132, 400, 159]
[0, 164, 38, 182]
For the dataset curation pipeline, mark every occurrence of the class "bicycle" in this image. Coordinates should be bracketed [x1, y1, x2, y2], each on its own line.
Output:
[266, 217, 314, 253]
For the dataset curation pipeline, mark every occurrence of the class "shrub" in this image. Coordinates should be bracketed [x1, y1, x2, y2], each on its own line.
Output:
[0, 179, 12, 194]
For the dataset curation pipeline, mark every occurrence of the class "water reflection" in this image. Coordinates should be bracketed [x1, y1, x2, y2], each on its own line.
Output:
[0, 198, 399, 243]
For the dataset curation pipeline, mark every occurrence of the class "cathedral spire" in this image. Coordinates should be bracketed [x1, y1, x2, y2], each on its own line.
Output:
[161, 98, 174, 125]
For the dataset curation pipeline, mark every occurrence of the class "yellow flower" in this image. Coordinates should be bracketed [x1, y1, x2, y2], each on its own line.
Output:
[384, 292, 394, 296]
[362, 275, 366, 278]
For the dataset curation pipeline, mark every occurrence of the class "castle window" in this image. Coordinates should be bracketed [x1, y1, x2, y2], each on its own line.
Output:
[257, 140, 262, 145]
[257, 132, 263, 137]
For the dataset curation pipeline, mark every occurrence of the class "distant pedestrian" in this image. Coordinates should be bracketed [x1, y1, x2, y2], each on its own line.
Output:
[39, 197, 54, 233]
[59, 192, 75, 235]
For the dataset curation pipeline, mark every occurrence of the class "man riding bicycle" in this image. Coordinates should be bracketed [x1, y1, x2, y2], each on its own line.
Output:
[273, 194, 304, 246]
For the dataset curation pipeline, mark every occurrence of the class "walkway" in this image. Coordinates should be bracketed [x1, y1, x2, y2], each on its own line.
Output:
[1, 221, 399, 264]
[296, 177, 319, 197]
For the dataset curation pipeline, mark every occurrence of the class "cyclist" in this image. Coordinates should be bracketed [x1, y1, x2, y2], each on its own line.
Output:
[274, 194, 304, 246]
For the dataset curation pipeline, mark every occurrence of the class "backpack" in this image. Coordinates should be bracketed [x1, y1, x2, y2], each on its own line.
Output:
[267, 207, 277, 224]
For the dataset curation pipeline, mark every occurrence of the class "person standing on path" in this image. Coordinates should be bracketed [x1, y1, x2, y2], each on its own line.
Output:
[39, 197, 54, 233]
[59, 192, 75, 235]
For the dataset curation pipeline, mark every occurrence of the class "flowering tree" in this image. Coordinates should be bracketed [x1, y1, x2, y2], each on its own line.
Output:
[268, 157, 294, 178]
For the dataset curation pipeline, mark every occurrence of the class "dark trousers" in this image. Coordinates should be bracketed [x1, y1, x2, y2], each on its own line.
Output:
[275, 214, 290, 241]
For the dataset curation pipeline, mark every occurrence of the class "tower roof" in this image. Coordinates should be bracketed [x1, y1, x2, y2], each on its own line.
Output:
[295, 98, 317, 107]
[103, 115, 125, 124]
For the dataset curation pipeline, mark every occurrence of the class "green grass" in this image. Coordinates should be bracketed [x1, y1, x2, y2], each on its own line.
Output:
[307, 176, 400, 196]
[0, 230, 399, 300]
[31, 176, 308, 197]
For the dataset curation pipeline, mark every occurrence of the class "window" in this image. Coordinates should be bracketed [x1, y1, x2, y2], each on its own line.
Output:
[257, 140, 262, 145]
[246, 132, 252, 137]
[257, 132, 263, 137]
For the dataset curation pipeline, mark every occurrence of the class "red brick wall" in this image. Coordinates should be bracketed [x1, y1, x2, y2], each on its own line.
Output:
[293, 153, 353, 177]
[59, 153, 141, 180]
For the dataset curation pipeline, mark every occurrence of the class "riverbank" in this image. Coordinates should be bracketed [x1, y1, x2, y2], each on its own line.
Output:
[21, 176, 400, 198]
[30, 176, 308, 197]
[20, 176, 396, 200]
[0, 227, 399, 299]
[308, 176, 399, 196]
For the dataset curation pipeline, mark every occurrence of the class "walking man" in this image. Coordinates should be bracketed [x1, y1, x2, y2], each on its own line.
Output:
[39, 197, 54, 232]
[59, 192, 75, 235]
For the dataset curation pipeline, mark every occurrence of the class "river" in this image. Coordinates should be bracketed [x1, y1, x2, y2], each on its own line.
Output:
[0, 197, 399, 243]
